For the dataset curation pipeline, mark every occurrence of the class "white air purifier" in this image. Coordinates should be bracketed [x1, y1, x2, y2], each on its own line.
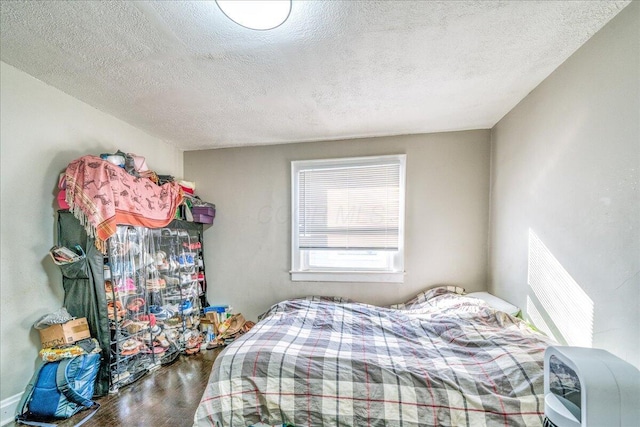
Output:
[543, 346, 640, 427]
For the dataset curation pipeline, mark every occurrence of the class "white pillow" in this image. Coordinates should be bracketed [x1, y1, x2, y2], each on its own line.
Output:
[466, 292, 520, 316]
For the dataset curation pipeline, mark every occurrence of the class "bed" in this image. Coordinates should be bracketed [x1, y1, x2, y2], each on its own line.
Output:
[194, 287, 554, 427]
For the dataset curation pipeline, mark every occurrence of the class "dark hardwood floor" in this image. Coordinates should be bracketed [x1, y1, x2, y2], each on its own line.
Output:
[13, 348, 221, 427]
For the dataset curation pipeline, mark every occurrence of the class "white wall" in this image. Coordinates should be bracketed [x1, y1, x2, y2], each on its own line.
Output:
[185, 130, 491, 322]
[489, 3, 639, 368]
[0, 62, 183, 402]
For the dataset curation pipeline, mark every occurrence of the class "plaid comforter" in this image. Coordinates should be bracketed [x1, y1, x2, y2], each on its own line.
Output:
[194, 288, 554, 427]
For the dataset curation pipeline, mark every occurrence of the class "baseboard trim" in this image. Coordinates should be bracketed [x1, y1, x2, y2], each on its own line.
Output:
[1, 392, 22, 426]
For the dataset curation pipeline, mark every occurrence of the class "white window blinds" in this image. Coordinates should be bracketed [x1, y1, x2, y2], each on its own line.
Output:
[295, 155, 405, 251]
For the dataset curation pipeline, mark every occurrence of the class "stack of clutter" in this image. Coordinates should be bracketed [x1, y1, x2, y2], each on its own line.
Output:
[56, 150, 154, 210]
[182, 195, 216, 225]
[178, 178, 215, 224]
[203, 305, 231, 325]
[190, 201, 216, 224]
[34, 308, 99, 361]
[101, 227, 204, 385]
[17, 309, 102, 425]
[200, 306, 228, 349]
[178, 180, 195, 196]
[55, 150, 215, 225]
[205, 313, 255, 350]
[200, 306, 256, 349]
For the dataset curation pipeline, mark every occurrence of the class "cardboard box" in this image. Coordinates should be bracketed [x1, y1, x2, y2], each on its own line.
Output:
[200, 312, 220, 334]
[39, 317, 91, 348]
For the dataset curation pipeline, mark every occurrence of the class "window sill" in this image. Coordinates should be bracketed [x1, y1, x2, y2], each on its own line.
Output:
[290, 270, 405, 283]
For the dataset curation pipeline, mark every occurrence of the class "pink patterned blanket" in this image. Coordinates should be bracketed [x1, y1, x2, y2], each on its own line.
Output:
[64, 155, 183, 252]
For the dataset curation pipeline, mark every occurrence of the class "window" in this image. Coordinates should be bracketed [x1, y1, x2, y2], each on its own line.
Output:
[291, 154, 406, 282]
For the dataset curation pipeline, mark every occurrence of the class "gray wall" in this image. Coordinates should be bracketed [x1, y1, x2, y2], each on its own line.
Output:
[489, 2, 639, 368]
[185, 131, 491, 321]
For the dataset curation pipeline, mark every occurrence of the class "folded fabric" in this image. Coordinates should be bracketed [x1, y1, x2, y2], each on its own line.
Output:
[39, 338, 101, 362]
[57, 189, 70, 209]
[33, 308, 74, 330]
[177, 180, 195, 189]
[64, 155, 183, 253]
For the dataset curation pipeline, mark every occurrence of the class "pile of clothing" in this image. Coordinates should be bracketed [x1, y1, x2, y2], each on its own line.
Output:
[58, 152, 184, 252]
[57, 151, 217, 252]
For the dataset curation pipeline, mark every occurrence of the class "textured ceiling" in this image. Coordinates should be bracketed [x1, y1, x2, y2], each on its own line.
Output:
[0, 1, 629, 150]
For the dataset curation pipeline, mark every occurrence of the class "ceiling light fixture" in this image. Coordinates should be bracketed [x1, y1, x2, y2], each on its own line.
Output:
[215, 0, 292, 31]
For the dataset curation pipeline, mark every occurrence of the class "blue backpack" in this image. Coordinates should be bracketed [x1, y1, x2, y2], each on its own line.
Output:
[15, 353, 101, 427]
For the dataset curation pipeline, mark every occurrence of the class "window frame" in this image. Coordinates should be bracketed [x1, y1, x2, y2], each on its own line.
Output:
[290, 154, 406, 283]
